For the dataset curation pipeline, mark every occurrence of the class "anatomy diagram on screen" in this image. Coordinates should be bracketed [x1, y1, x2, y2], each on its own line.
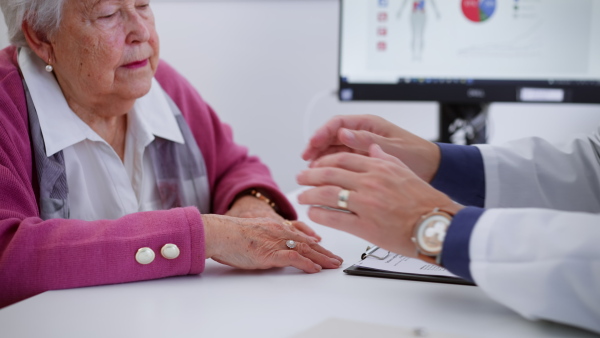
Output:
[397, 0, 440, 61]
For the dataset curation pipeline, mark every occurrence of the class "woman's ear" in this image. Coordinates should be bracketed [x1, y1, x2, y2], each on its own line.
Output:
[21, 20, 54, 64]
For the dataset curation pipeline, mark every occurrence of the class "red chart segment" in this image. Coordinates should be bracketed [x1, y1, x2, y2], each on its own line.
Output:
[462, 0, 497, 23]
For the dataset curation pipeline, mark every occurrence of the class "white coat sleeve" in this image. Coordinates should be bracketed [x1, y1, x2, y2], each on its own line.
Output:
[475, 128, 600, 213]
[465, 128, 600, 333]
[469, 208, 600, 333]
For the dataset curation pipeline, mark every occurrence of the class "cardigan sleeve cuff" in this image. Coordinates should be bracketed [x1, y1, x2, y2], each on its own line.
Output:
[431, 143, 486, 207]
[183, 206, 206, 275]
[440, 206, 486, 283]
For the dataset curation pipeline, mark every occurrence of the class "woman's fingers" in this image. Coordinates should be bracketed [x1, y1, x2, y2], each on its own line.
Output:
[304, 240, 344, 264]
[294, 242, 342, 269]
[269, 250, 323, 274]
[283, 229, 343, 266]
[289, 220, 322, 242]
[270, 241, 342, 272]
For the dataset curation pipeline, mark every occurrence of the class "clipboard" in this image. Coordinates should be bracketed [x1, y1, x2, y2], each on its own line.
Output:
[343, 246, 475, 286]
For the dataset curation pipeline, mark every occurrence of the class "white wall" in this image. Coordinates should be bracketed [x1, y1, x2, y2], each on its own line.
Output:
[1, 1, 598, 193]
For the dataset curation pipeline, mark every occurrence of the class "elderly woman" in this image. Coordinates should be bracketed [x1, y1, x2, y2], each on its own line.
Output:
[0, 0, 342, 307]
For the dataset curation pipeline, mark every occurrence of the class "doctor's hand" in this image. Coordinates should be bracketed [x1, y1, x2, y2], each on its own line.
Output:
[297, 144, 463, 258]
[302, 114, 441, 183]
[203, 214, 342, 273]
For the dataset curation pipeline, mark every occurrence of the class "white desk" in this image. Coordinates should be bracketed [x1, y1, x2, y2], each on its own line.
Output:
[0, 191, 597, 338]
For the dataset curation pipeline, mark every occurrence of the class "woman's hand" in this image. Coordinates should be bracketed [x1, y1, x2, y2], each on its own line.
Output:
[297, 144, 463, 258]
[302, 114, 441, 183]
[203, 214, 342, 273]
[226, 194, 321, 242]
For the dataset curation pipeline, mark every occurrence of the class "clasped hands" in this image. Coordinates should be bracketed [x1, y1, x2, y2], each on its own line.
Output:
[296, 115, 463, 259]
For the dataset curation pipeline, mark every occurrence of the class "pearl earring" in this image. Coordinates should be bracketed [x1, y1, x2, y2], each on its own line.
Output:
[45, 59, 53, 72]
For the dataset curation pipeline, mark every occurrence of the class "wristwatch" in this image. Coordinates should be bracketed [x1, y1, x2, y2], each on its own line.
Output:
[411, 208, 453, 265]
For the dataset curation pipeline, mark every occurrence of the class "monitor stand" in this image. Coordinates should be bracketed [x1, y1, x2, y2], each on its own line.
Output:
[438, 102, 489, 144]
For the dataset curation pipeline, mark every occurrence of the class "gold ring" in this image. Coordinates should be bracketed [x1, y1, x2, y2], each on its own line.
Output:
[283, 220, 292, 226]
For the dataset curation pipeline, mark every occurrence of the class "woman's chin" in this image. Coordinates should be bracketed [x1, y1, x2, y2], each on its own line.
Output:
[129, 84, 152, 100]
[115, 74, 154, 100]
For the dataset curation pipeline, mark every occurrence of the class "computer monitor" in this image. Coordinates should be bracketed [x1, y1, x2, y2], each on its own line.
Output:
[338, 0, 600, 143]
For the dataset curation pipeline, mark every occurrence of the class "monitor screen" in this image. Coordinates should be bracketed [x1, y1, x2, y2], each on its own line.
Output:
[339, 0, 600, 104]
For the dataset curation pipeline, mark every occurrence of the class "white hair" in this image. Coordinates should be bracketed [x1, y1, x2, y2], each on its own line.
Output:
[0, 0, 66, 47]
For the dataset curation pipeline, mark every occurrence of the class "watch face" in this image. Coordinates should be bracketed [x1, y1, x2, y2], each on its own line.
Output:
[417, 214, 450, 255]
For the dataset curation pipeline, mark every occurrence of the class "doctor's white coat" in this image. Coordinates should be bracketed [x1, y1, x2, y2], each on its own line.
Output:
[471, 129, 600, 333]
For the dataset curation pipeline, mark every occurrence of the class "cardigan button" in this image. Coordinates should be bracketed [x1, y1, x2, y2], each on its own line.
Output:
[161, 244, 180, 260]
[135, 247, 155, 265]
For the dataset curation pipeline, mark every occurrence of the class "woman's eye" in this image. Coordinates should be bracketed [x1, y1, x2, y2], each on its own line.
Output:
[100, 12, 116, 19]
[137, 1, 150, 9]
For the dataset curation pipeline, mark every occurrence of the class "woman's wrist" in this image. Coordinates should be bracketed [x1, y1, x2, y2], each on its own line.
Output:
[231, 188, 279, 213]
[202, 214, 224, 259]
[227, 195, 280, 219]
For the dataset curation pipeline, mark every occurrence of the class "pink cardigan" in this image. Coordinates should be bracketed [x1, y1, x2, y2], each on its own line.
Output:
[0, 46, 295, 307]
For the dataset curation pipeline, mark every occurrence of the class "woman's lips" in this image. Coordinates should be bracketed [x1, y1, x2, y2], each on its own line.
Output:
[122, 59, 148, 69]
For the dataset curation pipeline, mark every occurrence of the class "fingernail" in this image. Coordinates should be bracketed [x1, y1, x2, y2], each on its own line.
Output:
[330, 258, 341, 267]
[314, 264, 322, 272]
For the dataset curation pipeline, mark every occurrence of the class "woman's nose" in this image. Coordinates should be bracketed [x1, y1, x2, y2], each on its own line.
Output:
[125, 11, 152, 44]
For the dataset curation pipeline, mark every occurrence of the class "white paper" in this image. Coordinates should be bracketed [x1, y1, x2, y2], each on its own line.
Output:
[354, 248, 459, 278]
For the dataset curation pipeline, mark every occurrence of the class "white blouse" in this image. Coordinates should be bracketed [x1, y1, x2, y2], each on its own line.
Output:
[18, 48, 185, 221]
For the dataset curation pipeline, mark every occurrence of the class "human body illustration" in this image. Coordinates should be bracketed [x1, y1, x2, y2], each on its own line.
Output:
[397, 0, 440, 60]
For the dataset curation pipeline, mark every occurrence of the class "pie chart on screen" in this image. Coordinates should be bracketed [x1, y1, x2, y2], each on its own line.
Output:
[462, 0, 496, 23]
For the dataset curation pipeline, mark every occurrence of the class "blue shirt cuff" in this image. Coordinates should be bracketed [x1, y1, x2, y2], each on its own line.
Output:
[431, 143, 486, 207]
[440, 206, 485, 283]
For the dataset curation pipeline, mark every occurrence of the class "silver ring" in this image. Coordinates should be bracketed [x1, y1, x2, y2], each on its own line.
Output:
[338, 189, 350, 209]
[286, 240, 297, 249]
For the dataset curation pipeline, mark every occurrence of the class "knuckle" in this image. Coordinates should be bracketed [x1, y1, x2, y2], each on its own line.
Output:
[286, 250, 301, 261]
[297, 243, 313, 255]
[317, 187, 333, 201]
[372, 160, 389, 173]
[321, 168, 337, 181]
[360, 176, 380, 190]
